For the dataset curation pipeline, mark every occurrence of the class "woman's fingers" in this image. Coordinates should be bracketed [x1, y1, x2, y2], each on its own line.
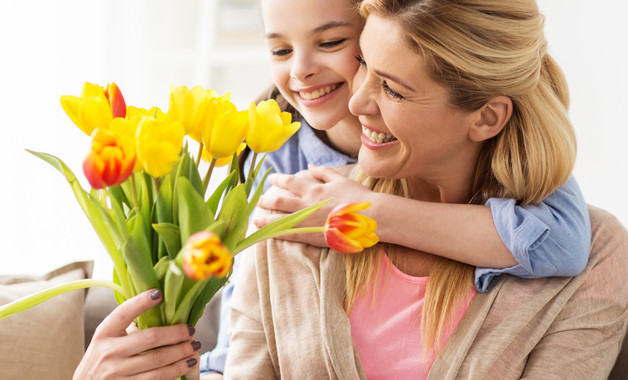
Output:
[124, 338, 201, 375]
[308, 165, 346, 183]
[96, 289, 163, 338]
[131, 352, 200, 380]
[119, 323, 196, 356]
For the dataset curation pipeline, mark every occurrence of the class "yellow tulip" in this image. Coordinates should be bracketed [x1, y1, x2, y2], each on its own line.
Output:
[136, 116, 185, 178]
[168, 84, 215, 136]
[202, 108, 249, 160]
[189, 92, 232, 144]
[126, 106, 166, 121]
[246, 99, 300, 153]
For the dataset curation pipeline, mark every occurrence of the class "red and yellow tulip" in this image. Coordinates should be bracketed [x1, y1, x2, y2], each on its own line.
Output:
[324, 202, 379, 254]
[182, 231, 233, 280]
[60, 82, 126, 135]
[83, 118, 137, 189]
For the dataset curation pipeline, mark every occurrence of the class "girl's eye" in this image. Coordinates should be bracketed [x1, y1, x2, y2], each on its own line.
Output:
[271, 48, 292, 56]
[320, 39, 347, 48]
[383, 82, 404, 100]
[355, 55, 366, 67]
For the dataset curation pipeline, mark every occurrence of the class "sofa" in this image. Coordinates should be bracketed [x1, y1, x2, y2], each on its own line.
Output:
[0, 262, 221, 380]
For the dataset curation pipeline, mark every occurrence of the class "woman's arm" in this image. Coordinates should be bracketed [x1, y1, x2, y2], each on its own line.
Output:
[74, 289, 201, 380]
[254, 166, 590, 283]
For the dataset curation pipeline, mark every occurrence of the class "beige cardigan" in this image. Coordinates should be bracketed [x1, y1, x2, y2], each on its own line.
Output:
[225, 206, 628, 379]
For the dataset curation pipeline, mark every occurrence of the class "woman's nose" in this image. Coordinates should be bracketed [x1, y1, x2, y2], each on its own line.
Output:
[290, 52, 319, 81]
[349, 71, 376, 117]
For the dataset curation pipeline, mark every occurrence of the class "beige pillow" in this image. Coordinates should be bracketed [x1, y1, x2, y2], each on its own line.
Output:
[0, 261, 93, 380]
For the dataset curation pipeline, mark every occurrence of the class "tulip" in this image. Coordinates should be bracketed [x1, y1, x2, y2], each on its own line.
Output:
[136, 116, 185, 178]
[246, 100, 300, 153]
[168, 85, 214, 136]
[324, 202, 379, 254]
[182, 231, 232, 280]
[126, 105, 166, 121]
[203, 108, 249, 160]
[83, 118, 137, 189]
[60, 82, 126, 135]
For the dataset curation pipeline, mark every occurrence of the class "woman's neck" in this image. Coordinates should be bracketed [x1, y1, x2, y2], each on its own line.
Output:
[314, 116, 362, 158]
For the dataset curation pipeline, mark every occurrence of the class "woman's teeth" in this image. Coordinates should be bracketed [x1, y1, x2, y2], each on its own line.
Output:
[299, 83, 341, 100]
[362, 126, 397, 144]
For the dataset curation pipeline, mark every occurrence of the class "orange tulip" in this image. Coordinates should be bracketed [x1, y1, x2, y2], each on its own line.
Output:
[104, 83, 126, 118]
[324, 202, 379, 254]
[182, 231, 232, 280]
[83, 119, 137, 189]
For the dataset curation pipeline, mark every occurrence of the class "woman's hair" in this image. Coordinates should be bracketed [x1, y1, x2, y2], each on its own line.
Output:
[345, 0, 577, 353]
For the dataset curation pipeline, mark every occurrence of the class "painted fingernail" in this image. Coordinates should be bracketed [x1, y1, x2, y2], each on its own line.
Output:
[187, 358, 198, 368]
[191, 340, 201, 351]
[149, 289, 162, 301]
[188, 325, 196, 336]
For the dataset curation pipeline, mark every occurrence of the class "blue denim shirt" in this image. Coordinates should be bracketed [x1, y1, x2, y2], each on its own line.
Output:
[200, 122, 591, 374]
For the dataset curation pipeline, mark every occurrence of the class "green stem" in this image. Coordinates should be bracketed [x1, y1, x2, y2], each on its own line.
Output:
[0, 280, 128, 320]
[153, 177, 160, 195]
[247, 152, 258, 183]
[202, 158, 217, 193]
[233, 226, 324, 254]
[195, 142, 204, 168]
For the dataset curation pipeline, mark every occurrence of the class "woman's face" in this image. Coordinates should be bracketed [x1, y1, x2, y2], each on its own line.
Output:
[261, 0, 362, 131]
[349, 15, 481, 194]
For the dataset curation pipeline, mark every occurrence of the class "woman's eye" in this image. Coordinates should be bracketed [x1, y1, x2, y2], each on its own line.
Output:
[271, 48, 292, 56]
[355, 55, 366, 67]
[383, 82, 404, 100]
[320, 39, 347, 48]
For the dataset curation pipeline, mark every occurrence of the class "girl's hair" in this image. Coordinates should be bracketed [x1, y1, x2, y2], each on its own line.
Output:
[346, 0, 576, 353]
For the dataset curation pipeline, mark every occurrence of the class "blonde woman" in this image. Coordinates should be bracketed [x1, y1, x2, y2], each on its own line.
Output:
[225, 0, 628, 379]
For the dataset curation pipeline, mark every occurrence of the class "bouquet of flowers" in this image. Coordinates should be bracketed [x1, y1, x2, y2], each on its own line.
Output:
[0, 82, 379, 378]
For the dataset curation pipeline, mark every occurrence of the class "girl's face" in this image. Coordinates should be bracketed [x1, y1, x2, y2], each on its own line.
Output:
[261, 0, 363, 131]
[349, 15, 480, 196]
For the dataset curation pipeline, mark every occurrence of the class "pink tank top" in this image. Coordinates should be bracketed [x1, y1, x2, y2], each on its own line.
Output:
[349, 253, 475, 380]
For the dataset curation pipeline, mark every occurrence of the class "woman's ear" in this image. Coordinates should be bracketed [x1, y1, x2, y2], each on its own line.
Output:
[469, 96, 512, 142]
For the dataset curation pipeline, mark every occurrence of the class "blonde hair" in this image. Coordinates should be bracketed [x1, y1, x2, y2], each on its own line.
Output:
[346, 0, 576, 354]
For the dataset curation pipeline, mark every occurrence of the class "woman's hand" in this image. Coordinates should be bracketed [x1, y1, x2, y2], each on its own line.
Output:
[254, 165, 374, 247]
[74, 289, 201, 380]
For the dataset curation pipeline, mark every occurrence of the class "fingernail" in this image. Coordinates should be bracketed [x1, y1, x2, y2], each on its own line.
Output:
[188, 325, 196, 336]
[191, 340, 202, 351]
[187, 358, 198, 368]
[149, 289, 162, 301]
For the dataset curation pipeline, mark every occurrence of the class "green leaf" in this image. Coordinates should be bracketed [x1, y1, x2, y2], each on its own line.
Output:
[216, 183, 248, 250]
[177, 178, 214, 244]
[163, 261, 185, 324]
[186, 275, 228, 326]
[154, 256, 170, 282]
[152, 222, 181, 258]
[155, 175, 174, 224]
[0, 279, 127, 320]
[233, 199, 330, 254]
[206, 169, 238, 216]
[26, 150, 130, 292]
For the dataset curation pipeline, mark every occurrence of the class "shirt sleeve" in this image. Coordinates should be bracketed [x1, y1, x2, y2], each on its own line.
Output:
[475, 176, 591, 292]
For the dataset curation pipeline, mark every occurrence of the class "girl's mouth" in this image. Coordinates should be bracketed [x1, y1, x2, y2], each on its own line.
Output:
[297, 83, 342, 101]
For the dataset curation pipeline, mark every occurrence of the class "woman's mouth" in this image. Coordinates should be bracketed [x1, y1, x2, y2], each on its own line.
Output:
[297, 83, 342, 101]
[362, 125, 397, 144]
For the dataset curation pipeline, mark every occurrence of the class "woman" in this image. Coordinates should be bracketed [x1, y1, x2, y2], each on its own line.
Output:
[224, 0, 628, 378]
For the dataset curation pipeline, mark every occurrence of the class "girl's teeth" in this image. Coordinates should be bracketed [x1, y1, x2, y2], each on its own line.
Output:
[362, 126, 397, 144]
[299, 84, 339, 100]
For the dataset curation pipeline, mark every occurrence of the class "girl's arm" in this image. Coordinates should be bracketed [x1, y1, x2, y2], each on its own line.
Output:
[254, 165, 591, 290]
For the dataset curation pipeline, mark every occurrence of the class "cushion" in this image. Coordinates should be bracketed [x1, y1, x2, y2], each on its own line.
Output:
[0, 261, 93, 380]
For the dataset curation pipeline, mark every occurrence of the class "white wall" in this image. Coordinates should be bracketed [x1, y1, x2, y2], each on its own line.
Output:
[1, 0, 626, 280]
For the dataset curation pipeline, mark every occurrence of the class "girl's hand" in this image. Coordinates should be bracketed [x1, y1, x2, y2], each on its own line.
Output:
[254, 165, 373, 247]
[74, 289, 201, 380]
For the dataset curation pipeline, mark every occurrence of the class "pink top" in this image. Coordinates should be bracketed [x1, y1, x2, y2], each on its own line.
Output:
[349, 253, 476, 380]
